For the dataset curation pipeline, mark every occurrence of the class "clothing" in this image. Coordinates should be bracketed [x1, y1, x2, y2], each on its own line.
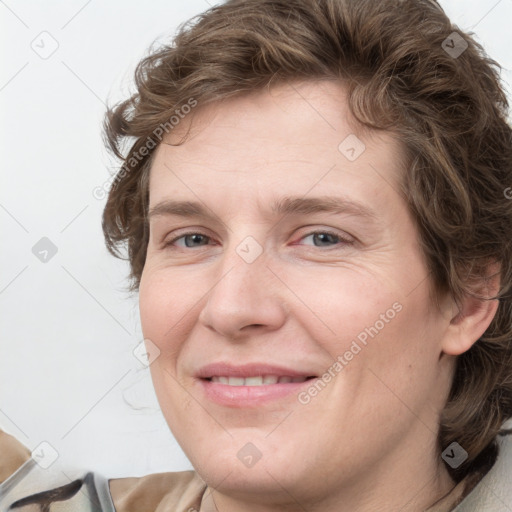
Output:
[0, 430, 510, 511]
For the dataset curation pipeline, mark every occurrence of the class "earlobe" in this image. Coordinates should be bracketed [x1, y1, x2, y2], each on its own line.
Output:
[441, 264, 501, 356]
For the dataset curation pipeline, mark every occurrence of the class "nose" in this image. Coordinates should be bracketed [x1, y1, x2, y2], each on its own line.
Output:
[198, 245, 288, 339]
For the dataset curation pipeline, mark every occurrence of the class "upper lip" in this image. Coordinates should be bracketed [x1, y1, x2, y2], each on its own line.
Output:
[196, 362, 317, 379]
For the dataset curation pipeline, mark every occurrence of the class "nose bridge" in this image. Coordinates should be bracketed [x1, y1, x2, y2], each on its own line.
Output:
[214, 230, 270, 297]
[198, 238, 287, 337]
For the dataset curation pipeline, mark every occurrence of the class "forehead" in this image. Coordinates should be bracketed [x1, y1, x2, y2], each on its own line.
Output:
[148, 80, 405, 207]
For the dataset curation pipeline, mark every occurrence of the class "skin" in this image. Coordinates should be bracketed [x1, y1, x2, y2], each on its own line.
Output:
[138, 80, 499, 512]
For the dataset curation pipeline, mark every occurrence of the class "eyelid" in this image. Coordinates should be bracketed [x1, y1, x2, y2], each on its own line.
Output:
[291, 223, 355, 241]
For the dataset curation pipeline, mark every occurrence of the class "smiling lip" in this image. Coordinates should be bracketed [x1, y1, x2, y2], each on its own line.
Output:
[196, 362, 317, 407]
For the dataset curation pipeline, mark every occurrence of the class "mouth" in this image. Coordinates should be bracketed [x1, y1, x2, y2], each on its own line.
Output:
[205, 375, 316, 386]
[195, 363, 318, 407]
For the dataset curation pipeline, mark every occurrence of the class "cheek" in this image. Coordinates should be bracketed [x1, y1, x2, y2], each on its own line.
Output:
[139, 270, 195, 417]
[287, 259, 441, 385]
[139, 267, 198, 342]
[138, 271, 193, 399]
[279, 263, 402, 344]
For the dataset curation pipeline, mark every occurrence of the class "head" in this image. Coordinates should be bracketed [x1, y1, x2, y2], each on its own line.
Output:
[102, 0, 512, 508]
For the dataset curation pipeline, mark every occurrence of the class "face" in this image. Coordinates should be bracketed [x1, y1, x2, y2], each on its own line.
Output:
[139, 81, 455, 509]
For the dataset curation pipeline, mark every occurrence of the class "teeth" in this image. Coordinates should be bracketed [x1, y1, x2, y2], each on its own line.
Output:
[244, 376, 263, 386]
[210, 375, 308, 386]
[228, 377, 245, 386]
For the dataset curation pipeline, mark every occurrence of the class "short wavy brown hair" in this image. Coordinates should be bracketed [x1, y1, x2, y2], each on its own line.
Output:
[102, 0, 512, 482]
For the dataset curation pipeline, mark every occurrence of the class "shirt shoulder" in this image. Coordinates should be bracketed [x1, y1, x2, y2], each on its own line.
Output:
[109, 470, 207, 512]
[0, 429, 114, 511]
[0, 429, 31, 483]
[0, 429, 207, 512]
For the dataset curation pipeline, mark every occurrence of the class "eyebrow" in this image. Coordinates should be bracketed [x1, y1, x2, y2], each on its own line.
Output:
[147, 196, 377, 222]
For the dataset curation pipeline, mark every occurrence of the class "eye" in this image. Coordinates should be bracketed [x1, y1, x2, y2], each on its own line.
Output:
[165, 232, 212, 248]
[297, 230, 353, 248]
[163, 229, 353, 251]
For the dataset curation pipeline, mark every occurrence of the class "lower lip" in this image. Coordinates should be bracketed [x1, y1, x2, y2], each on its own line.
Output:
[198, 378, 316, 407]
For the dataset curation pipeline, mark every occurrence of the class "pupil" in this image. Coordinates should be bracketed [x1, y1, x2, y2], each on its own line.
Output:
[314, 233, 335, 246]
[186, 234, 206, 247]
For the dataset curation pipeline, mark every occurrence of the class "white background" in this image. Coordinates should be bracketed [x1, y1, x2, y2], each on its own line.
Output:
[1, 0, 511, 479]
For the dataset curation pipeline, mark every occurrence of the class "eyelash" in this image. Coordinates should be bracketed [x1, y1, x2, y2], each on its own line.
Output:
[163, 230, 354, 250]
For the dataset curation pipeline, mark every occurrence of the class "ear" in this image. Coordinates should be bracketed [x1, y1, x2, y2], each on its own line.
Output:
[441, 262, 501, 356]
